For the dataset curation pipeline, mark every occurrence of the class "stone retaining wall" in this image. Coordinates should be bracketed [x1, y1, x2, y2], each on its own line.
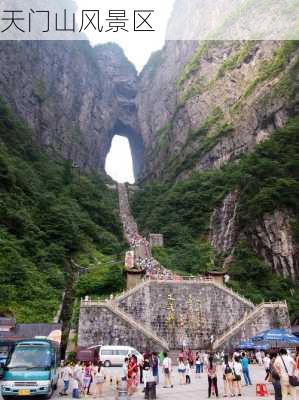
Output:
[78, 282, 290, 352]
[78, 304, 164, 352]
[117, 281, 253, 349]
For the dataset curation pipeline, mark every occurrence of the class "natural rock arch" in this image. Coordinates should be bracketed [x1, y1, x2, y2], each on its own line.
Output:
[107, 119, 144, 180]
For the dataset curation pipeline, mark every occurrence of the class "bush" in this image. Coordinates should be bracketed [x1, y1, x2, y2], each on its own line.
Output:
[0, 100, 124, 321]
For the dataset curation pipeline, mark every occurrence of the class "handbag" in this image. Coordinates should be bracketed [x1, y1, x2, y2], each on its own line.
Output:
[280, 355, 299, 387]
[289, 375, 299, 387]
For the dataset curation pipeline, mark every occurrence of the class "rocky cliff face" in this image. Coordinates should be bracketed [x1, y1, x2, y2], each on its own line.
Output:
[0, 41, 143, 177]
[0, 36, 298, 282]
[137, 40, 299, 182]
[209, 190, 299, 281]
[136, 39, 299, 282]
[249, 211, 299, 281]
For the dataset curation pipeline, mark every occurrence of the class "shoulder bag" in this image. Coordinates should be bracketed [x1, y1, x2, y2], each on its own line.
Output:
[280, 355, 299, 387]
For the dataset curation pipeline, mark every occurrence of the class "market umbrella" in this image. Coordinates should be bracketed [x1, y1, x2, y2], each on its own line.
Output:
[251, 328, 299, 348]
[237, 340, 270, 350]
[238, 340, 256, 350]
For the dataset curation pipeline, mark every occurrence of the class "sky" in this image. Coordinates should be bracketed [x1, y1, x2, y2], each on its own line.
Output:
[105, 136, 135, 184]
[75, 0, 175, 183]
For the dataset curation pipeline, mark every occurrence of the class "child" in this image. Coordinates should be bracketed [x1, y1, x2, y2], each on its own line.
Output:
[178, 359, 186, 385]
[186, 361, 191, 384]
[72, 377, 80, 399]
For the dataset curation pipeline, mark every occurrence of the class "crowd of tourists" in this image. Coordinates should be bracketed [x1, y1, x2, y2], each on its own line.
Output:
[60, 347, 299, 398]
[59, 360, 105, 398]
[165, 348, 299, 399]
[204, 348, 299, 399]
[118, 184, 175, 280]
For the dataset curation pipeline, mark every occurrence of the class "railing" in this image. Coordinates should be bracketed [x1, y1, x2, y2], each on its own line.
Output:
[212, 301, 288, 350]
[106, 302, 169, 349]
[210, 281, 255, 308]
[81, 298, 169, 350]
[81, 278, 256, 308]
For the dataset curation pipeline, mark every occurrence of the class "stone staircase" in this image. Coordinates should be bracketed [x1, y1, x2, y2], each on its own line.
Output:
[212, 301, 288, 351]
[81, 299, 169, 351]
[77, 185, 290, 353]
[114, 279, 150, 303]
[209, 281, 255, 309]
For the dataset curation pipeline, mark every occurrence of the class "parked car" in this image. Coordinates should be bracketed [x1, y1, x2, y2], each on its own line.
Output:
[99, 345, 143, 367]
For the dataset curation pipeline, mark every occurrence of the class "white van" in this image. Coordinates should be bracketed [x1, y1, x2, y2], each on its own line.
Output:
[99, 345, 143, 367]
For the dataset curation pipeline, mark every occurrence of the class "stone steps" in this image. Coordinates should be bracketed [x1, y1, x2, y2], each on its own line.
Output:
[212, 301, 288, 351]
[81, 299, 169, 351]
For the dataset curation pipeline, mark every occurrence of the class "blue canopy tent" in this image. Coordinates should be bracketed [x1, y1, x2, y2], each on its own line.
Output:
[251, 328, 299, 348]
[237, 340, 270, 351]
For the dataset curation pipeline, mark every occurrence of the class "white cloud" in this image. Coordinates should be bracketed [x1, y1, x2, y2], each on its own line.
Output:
[75, 0, 175, 71]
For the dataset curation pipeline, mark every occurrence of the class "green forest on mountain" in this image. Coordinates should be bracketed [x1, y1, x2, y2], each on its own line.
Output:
[0, 99, 124, 322]
[132, 117, 299, 316]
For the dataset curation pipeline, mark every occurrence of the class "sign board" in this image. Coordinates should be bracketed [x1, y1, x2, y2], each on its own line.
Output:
[149, 234, 164, 248]
[125, 251, 135, 269]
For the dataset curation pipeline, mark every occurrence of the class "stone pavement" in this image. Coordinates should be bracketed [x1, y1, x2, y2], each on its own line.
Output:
[48, 365, 298, 400]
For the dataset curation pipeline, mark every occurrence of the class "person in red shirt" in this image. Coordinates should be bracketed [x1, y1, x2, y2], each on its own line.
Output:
[188, 350, 194, 368]
[178, 349, 184, 363]
[127, 355, 138, 395]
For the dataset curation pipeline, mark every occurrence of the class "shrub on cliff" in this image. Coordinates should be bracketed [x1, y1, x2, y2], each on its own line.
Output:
[0, 100, 124, 322]
[132, 117, 299, 316]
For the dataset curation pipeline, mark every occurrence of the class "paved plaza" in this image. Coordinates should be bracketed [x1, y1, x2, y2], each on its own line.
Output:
[45, 364, 297, 400]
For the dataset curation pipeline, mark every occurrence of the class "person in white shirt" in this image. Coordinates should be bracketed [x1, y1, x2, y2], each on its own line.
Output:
[122, 358, 128, 381]
[177, 360, 186, 385]
[185, 361, 191, 384]
[264, 353, 271, 372]
[162, 352, 173, 388]
[256, 350, 263, 365]
[73, 362, 83, 390]
[274, 348, 297, 400]
[233, 356, 243, 397]
[60, 362, 73, 395]
[195, 352, 202, 377]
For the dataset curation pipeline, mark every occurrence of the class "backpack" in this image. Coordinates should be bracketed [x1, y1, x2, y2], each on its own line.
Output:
[225, 364, 232, 374]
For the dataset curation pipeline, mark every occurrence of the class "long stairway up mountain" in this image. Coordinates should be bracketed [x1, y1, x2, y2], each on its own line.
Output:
[117, 183, 175, 279]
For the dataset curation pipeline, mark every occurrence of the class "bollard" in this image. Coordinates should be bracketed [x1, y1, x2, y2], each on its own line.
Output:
[116, 379, 127, 400]
[144, 382, 156, 400]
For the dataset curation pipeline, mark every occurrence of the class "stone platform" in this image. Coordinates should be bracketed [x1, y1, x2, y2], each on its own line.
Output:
[78, 280, 290, 352]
